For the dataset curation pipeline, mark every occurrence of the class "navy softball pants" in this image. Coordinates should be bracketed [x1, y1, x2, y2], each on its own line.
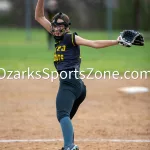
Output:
[56, 76, 86, 122]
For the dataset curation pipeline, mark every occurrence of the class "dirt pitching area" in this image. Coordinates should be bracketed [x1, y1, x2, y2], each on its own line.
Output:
[0, 78, 150, 150]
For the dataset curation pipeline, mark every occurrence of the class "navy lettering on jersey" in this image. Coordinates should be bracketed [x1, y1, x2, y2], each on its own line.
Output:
[54, 32, 81, 71]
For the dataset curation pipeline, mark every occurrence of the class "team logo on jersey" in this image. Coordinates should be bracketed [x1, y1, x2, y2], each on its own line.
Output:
[54, 45, 66, 62]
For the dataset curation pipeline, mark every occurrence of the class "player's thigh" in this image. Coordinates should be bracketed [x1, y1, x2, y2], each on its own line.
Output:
[56, 89, 76, 114]
[70, 84, 86, 119]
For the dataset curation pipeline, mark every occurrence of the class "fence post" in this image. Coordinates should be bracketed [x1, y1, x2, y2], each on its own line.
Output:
[25, 0, 32, 41]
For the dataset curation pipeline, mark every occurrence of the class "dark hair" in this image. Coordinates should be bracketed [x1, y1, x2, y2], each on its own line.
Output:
[52, 12, 71, 26]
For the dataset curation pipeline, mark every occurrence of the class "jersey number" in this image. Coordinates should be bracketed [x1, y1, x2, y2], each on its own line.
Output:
[56, 45, 66, 52]
[54, 45, 66, 62]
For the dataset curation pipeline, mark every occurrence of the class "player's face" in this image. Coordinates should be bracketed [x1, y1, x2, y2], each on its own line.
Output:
[52, 19, 65, 36]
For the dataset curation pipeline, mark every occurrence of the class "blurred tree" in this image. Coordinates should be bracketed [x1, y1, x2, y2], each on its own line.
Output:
[10, 0, 25, 27]
[67, 0, 89, 29]
[133, 0, 140, 30]
[0, 0, 150, 31]
[140, 0, 150, 31]
[113, 0, 134, 30]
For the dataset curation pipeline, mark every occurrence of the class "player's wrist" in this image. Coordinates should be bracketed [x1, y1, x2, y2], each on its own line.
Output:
[117, 36, 121, 43]
[112, 40, 119, 45]
[116, 40, 119, 44]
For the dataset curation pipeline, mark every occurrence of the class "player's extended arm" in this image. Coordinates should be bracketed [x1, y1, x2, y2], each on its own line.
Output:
[75, 35, 119, 48]
[35, 0, 51, 33]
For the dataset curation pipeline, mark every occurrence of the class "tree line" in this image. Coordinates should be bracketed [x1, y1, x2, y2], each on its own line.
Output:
[0, 0, 149, 31]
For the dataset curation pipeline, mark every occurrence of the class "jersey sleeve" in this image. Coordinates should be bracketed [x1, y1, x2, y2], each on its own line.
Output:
[64, 32, 78, 47]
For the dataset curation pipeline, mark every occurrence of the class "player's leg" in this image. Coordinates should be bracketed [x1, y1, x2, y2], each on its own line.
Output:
[56, 88, 77, 149]
[70, 84, 86, 120]
[68, 83, 86, 145]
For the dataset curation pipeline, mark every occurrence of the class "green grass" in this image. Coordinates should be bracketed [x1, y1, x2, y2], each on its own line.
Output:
[0, 28, 150, 75]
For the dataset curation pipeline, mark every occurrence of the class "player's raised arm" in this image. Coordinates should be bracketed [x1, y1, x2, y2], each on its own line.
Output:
[75, 35, 119, 49]
[35, 0, 52, 33]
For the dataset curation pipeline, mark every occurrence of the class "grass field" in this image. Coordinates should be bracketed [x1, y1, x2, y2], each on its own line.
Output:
[0, 28, 150, 75]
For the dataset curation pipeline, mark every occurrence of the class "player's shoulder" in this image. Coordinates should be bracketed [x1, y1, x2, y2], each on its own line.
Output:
[64, 32, 78, 46]
[64, 31, 78, 37]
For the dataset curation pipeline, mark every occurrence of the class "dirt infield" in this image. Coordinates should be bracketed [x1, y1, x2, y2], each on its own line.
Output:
[0, 78, 150, 150]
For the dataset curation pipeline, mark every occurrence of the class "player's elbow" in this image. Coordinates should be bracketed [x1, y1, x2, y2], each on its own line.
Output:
[93, 44, 100, 49]
[35, 15, 40, 22]
[35, 14, 39, 21]
[92, 41, 107, 49]
[35, 13, 44, 22]
[35, 16, 43, 23]
[92, 41, 100, 49]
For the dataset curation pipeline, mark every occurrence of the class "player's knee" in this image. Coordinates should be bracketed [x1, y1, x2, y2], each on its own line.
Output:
[57, 110, 70, 122]
[82, 85, 87, 100]
[78, 84, 87, 103]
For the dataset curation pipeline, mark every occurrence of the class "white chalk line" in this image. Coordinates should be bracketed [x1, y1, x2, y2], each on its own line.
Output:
[0, 138, 150, 143]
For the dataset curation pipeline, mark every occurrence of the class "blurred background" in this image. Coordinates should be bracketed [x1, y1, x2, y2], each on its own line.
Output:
[1, 0, 150, 30]
[0, 0, 150, 74]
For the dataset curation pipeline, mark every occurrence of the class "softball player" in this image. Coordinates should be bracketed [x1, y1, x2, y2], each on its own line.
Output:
[35, 0, 119, 149]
